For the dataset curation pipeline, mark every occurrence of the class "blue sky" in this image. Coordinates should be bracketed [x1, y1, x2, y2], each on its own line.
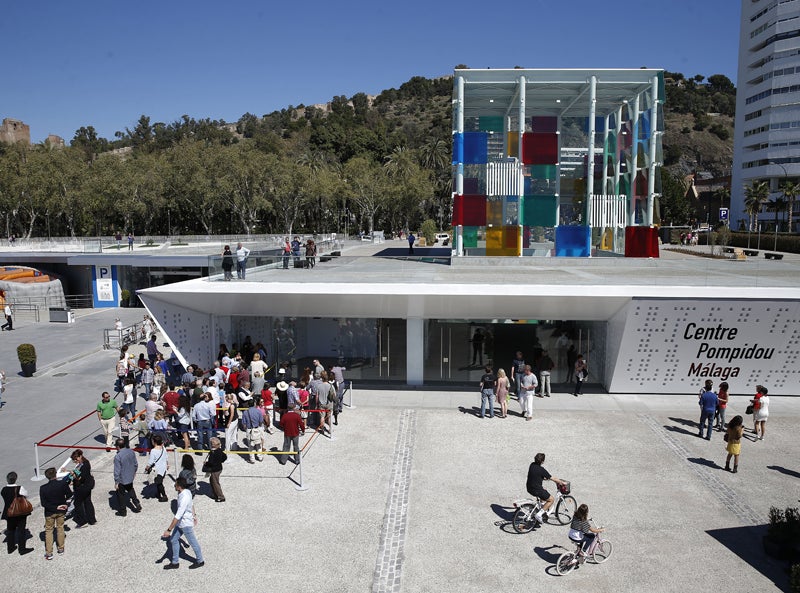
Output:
[1, 0, 740, 144]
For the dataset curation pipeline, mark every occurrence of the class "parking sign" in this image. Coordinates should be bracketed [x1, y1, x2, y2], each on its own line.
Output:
[719, 208, 729, 221]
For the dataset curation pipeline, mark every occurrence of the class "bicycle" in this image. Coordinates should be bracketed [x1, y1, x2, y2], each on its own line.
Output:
[512, 481, 577, 533]
[555, 524, 613, 575]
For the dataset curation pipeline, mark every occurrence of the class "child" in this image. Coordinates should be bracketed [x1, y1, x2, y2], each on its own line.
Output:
[178, 454, 198, 495]
[134, 414, 150, 455]
[117, 408, 132, 448]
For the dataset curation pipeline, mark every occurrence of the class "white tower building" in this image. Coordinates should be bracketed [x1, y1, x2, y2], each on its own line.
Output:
[731, 0, 800, 232]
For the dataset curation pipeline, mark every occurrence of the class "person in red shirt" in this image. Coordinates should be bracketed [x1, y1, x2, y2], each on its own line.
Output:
[278, 405, 305, 465]
[162, 386, 180, 422]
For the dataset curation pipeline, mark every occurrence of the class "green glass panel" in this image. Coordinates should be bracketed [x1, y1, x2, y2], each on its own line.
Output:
[605, 131, 617, 155]
[654, 166, 663, 193]
[655, 136, 663, 164]
[530, 164, 557, 180]
[479, 116, 504, 132]
[657, 72, 665, 104]
[619, 176, 630, 197]
[463, 226, 478, 248]
[522, 195, 558, 227]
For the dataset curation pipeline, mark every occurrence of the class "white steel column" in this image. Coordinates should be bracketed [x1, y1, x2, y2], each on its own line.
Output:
[586, 75, 597, 227]
[517, 75, 526, 256]
[629, 93, 640, 226]
[556, 115, 562, 226]
[646, 76, 659, 225]
[456, 75, 465, 256]
[406, 318, 424, 385]
[614, 105, 623, 198]
[602, 114, 610, 202]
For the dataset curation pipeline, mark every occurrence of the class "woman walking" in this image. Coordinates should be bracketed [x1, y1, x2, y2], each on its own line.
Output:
[69, 450, 96, 528]
[751, 385, 770, 440]
[249, 352, 267, 396]
[724, 415, 744, 473]
[205, 437, 227, 502]
[147, 435, 169, 502]
[495, 368, 510, 418]
[573, 355, 587, 397]
[223, 393, 239, 451]
[221, 245, 234, 281]
[176, 395, 192, 451]
[715, 381, 729, 431]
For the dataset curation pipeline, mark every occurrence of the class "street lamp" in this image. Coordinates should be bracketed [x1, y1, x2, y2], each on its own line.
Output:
[769, 161, 788, 250]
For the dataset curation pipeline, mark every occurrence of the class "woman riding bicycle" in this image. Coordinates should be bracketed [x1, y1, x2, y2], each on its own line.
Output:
[526, 452, 567, 523]
[568, 504, 604, 554]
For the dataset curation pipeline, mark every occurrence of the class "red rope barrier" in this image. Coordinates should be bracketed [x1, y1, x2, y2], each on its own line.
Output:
[36, 410, 97, 446]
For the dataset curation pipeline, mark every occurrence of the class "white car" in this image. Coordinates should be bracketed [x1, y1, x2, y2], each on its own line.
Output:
[434, 233, 451, 244]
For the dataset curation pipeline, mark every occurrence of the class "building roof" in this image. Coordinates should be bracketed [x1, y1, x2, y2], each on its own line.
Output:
[454, 68, 664, 119]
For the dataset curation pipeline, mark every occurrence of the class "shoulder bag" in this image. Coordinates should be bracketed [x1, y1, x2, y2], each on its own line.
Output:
[7, 489, 33, 518]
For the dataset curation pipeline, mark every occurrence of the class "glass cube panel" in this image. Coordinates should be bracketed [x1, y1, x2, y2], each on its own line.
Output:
[507, 131, 519, 158]
[531, 116, 558, 133]
[463, 226, 478, 248]
[486, 196, 504, 226]
[522, 133, 558, 165]
[522, 195, 558, 227]
[479, 116, 504, 132]
[505, 195, 519, 225]
[463, 132, 488, 164]
[452, 132, 463, 165]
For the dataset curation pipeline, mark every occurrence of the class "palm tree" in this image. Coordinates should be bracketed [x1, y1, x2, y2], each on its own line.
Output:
[781, 180, 799, 233]
[744, 180, 770, 231]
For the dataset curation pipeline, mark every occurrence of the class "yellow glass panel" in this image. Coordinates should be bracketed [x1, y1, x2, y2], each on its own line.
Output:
[507, 132, 519, 158]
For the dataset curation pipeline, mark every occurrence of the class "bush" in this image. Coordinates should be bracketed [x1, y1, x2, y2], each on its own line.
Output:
[709, 123, 730, 141]
[16, 343, 36, 364]
[420, 219, 437, 245]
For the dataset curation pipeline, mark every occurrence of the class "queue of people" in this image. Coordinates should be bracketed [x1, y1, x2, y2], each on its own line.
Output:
[696, 380, 771, 474]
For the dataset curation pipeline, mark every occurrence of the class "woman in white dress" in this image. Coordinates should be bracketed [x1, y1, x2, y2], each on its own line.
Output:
[751, 385, 770, 440]
[249, 353, 268, 395]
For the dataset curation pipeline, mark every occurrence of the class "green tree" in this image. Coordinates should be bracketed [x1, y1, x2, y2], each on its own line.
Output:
[344, 156, 389, 234]
[744, 180, 770, 231]
[781, 180, 800, 233]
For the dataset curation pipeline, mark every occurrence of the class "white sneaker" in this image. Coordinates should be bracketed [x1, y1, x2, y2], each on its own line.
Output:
[534, 510, 544, 522]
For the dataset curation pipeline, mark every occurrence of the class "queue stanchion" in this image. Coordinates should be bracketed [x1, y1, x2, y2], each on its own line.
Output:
[328, 404, 336, 441]
[294, 447, 309, 491]
[346, 381, 355, 409]
[32, 443, 45, 481]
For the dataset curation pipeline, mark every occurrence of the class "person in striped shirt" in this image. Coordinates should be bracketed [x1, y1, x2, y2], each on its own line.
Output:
[568, 504, 605, 554]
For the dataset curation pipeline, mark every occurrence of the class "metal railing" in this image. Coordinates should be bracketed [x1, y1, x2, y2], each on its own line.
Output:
[103, 320, 149, 350]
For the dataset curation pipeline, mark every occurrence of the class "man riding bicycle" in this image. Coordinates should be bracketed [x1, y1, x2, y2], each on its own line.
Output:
[526, 452, 567, 523]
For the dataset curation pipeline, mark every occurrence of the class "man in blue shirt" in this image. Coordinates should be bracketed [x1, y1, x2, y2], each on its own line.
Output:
[698, 388, 719, 440]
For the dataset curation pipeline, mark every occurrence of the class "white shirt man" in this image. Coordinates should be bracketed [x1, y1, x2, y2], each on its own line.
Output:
[235, 243, 251, 279]
[519, 365, 538, 421]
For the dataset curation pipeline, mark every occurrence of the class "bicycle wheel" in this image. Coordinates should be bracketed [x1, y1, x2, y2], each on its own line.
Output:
[592, 539, 613, 563]
[554, 495, 577, 525]
[555, 552, 578, 575]
[512, 503, 538, 533]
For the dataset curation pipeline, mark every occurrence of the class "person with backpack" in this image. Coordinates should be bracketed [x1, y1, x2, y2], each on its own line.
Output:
[240, 398, 265, 464]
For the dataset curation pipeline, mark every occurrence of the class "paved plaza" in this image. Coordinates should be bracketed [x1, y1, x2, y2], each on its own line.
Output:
[0, 308, 797, 591]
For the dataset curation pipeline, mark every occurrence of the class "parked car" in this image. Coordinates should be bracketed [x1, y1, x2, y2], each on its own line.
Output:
[434, 233, 450, 245]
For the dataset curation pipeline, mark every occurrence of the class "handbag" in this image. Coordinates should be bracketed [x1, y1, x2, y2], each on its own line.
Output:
[7, 492, 33, 518]
[723, 433, 729, 442]
[745, 404, 754, 415]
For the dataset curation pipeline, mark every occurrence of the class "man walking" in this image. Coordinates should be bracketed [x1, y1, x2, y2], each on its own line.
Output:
[192, 393, 215, 452]
[519, 365, 538, 421]
[279, 405, 305, 465]
[407, 232, 415, 254]
[162, 477, 204, 570]
[146, 334, 161, 368]
[113, 438, 142, 516]
[1, 302, 13, 331]
[538, 350, 554, 397]
[479, 365, 495, 418]
[698, 385, 718, 441]
[235, 242, 250, 279]
[39, 467, 71, 560]
[510, 351, 526, 395]
[96, 392, 118, 451]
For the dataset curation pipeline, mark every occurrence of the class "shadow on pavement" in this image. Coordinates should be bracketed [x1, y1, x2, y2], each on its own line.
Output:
[767, 465, 800, 479]
[687, 457, 724, 470]
[664, 424, 696, 437]
[706, 524, 789, 592]
[533, 544, 566, 564]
